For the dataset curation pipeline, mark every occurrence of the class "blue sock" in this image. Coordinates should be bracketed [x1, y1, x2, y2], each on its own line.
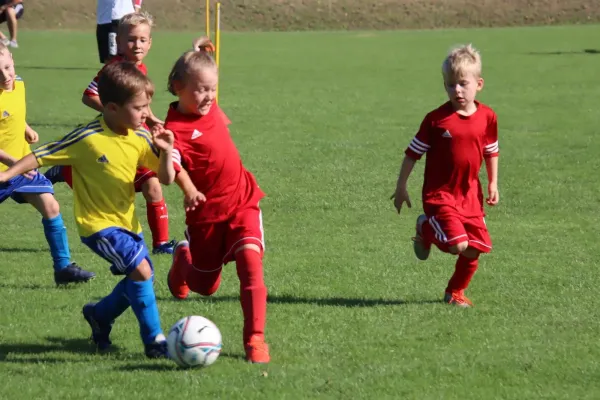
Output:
[125, 277, 163, 344]
[94, 278, 130, 323]
[42, 214, 71, 271]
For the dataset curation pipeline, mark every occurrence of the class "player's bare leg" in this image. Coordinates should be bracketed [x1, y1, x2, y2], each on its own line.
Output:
[23, 192, 95, 285]
[5, 7, 17, 47]
[235, 243, 269, 364]
[445, 245, 480, 307]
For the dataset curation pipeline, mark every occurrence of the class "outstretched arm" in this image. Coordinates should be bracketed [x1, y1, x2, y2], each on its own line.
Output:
[485, 156, 499, 206]
[150, 126, 176, 184]
[391, 156, 417, 214]
[0, 153, 40, 182]
[0, 148, 16, 167]
[175, 168, 206, 212]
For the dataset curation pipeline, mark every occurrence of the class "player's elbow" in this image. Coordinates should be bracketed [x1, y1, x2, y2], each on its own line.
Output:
[81, 94, 91, 107]
[158, 170, 175, 185]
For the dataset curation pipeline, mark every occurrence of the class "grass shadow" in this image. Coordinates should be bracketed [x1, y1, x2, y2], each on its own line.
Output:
[220, 351, 247, 362]
[0, 247, 47, 253]
[159, 294, 443, 307]
[117, 363, 178, 372]
[0, 336, 116, 362]
[118, 350, 247, 371]
[526, 49, 600, 55]
[0, 282, 46, 290]
[19, 65, 98, 71]
[0, 281, 95, 290]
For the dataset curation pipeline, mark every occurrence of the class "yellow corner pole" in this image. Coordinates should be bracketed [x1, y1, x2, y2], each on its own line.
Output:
[215, 2, 221, 103]
[205, 0, 210, 38]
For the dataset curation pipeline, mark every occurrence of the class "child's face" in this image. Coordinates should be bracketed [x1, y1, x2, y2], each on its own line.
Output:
[443, 71, 483, 111]
[176, 67, 218, 116]
[118, 24, 152, 63]
[112, 91, 151, 131]
[0, 51, 16, 91]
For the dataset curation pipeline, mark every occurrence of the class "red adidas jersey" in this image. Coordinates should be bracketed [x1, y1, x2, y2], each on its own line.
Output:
[405, 101, 499, 217]
[165, 102, 265, 224]
[83, 56, 148, 98]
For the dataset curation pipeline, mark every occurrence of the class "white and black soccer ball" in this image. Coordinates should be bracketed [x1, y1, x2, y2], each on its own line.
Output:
[167, 316, 222, 368]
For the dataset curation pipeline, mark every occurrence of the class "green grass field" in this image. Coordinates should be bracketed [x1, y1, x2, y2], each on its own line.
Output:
[1, 25, 600, 399]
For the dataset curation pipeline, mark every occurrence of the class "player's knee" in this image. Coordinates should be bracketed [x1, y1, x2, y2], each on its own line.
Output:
[142, 178, 163, 202]
[199, 286, 218, 296]
[5, 7, 15, 17]
[129, 260, 153, 281]
[462, 247, 481, 260]
[39, 194, 60, 218]
[190, 281, 219, 296]
[449, 241, 469, 255]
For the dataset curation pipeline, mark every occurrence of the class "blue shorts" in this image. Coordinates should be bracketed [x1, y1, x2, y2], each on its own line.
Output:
[0, 171, 54, 204]
[81, 227, 153, 276]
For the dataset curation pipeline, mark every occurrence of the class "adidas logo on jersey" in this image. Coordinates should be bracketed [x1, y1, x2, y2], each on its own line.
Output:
[2, 110, 9, 118]
[97, 155, 109, 163]
[442, 130, 452, 138]
[191, 129, 203, 139]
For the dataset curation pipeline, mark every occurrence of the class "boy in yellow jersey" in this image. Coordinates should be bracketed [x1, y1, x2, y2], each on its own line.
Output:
[0, 62, 176, 358]
[0, 43, 94, 285]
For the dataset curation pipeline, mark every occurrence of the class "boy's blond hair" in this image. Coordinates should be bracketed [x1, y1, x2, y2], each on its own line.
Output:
[98, 62, 155, 106]
[442, 44, 482, 79]
[167, 51, 217, 95]
[118, 11, 154, 36]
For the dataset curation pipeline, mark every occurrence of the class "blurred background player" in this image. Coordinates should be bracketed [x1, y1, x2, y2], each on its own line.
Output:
[96, 0, 142, 63]
[392, 44, 500, 308]
[0, 62, 176, 357]
[0, 42, 94, 285]
[0, 0, 23, 48]
[46, 12, 176, 255]
[163, 50, 271, 364]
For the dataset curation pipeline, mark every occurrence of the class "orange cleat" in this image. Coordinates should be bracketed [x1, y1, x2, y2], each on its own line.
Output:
[245, 335, 270, 364]
[167, 241, 191, 300]
[444, 290, 473, 308]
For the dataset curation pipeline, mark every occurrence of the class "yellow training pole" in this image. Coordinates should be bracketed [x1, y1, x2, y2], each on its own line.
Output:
[215, 2, 221, 103]
[205, 0, 210, 38]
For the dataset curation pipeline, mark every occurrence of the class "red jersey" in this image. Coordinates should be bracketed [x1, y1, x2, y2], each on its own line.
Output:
[165, 102, 265, 224]
[83, 56, 148, 98]
[405, 101, 499, 218]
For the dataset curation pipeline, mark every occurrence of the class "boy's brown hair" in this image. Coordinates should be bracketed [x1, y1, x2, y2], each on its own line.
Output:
[98, 62, 155, 106]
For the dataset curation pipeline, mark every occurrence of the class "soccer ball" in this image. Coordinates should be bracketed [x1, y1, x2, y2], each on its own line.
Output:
[167, 316, 222, 368]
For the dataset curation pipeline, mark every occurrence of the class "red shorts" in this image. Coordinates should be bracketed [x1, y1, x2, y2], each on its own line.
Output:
[185, 203, 264, 273]
[63, 166, 156, 193]
[428, 213, 492, 253]
[133, 167, 157, 192]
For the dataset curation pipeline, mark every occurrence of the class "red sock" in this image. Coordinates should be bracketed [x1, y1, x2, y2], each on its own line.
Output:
[146, 199, 169, 248]
[235, 249, 267, 344]
[446, 255, 479, 292]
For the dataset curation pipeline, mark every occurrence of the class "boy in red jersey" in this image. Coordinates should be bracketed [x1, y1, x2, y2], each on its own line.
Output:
[159, 50, 270, 364]
[392, 44, 500, 308]
[46, 12, 175, 255]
